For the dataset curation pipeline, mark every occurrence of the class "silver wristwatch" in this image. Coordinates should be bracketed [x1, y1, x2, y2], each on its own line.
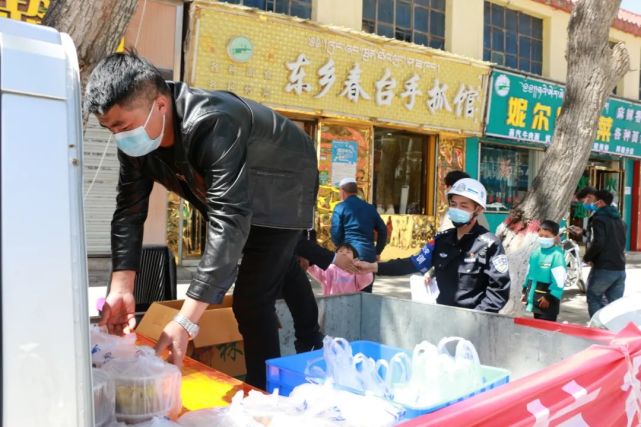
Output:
[173, 314, 200, 339]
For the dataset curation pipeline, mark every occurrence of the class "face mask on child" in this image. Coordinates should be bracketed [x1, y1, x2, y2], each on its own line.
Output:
[538, 237, 555, 249]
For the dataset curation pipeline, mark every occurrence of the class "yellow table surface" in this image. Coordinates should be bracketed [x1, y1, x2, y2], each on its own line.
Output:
[137, 335, 257, 415]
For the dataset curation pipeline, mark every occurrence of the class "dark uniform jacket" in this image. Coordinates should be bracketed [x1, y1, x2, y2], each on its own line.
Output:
[111, 82, 318, 304]
[378, 224, 511, 312]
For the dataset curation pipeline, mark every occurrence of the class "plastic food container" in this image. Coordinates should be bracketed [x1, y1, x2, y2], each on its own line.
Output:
[101, 349, 182, 423]
[92, 368, 115, 427]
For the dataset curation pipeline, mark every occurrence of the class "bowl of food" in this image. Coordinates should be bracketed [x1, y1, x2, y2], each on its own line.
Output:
[102, 347, 182, 423]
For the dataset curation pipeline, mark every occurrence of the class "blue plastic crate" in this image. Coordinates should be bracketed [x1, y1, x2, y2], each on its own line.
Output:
[265, 340, 510, 419]
[266, 341, 404, 396]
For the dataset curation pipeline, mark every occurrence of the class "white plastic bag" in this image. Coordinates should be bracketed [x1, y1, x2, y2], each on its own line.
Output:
[310, 337, 390, 398]
[391, 337, 483, 408]
[409, 275, 439, 304]
[133, 416, 182, 426]
[392, 341, 443, 407]
[178, 401, 262, 427]
[436, 337, 482, 400]
[93, 368, 116, 427]
[321, 336, 361, 391]
[288, 382, 403, 427]
[101, 346, 182, 423]
[90, 325, 137, 368]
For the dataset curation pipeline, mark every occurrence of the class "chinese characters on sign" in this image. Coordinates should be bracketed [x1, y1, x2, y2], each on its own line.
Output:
[486, 70, 641, 158]
[282, 48, 482, 117]
[186, 2, 489, 134]
[0, 0, 49, 23]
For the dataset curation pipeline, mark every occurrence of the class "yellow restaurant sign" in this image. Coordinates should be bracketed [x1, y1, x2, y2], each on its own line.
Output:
[185, 1, 490, 134]
[0, 0, 49, 24]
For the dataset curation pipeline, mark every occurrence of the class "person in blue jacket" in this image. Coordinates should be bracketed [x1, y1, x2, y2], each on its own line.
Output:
[357, 178, 511, 313]
[331, 177, 387, 292]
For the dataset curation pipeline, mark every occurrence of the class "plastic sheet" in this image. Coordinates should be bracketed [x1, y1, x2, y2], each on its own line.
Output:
[90, 325, 137, 368]
[92, 368, 116, 427]
[177, 387, 402, 427]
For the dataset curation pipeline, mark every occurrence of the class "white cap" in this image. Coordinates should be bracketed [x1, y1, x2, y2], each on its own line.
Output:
[338, 177, 357, 188]
[447, 178, 487, 209]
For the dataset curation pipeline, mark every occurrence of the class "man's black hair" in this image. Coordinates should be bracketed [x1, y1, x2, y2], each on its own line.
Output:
[595, 190, 614, 205]
[336, 243, 359, 259]
[444, 170, 470, 187]
[576, 186, 597, 199]
[84, 50, 170, 115]
[540, 220, 560, 236]
[341, 182, 358, 194]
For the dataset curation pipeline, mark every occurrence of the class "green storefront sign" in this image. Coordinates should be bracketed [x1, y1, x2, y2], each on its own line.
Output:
[486, 69, 641, 158]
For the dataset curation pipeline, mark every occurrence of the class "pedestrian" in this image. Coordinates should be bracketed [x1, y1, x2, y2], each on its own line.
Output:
[439, 170, 490, 232]
[357, 178, 511, 313]
[521, 220, 566, 322]
[331, 177, 387, 292]
[85, 52, 318, 390]
[582, 190, 626, 318]
[569, 186, 598, 239]
[307, 243, 374, 296]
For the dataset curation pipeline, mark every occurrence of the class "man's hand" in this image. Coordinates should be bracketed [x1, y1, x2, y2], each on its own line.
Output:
[520, 294, 526, 304]
[155, 297, 207, 368]
[298, 256, 310, 271]
[537, 296, 550, 310]
[569, 225, 583, 236]
[155, 321, 190, 369]
[354, 260, 378, 274]
[334, 251, 360, 273]
[100, 270, 136, 335]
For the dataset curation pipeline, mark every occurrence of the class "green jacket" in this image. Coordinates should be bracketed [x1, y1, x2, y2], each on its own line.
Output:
[523, 246, 566, 312]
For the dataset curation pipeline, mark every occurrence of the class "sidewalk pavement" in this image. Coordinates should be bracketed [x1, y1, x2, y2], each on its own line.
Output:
[88, 252, 641, 323]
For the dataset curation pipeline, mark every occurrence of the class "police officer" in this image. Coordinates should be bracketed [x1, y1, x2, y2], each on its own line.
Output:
[357, 178, 511, 313]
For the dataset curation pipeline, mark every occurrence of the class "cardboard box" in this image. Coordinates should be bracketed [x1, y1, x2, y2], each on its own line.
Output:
[137, 296, 246, 377]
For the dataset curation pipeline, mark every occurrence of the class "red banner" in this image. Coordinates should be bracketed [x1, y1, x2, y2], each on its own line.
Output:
[401, 323, 641, 427]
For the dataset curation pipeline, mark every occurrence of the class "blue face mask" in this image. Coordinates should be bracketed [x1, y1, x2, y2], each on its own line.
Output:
[114, 101, 165, 157]
[447, 207, 473, 227]
[583, 202, 597, 212]
[538, 237, 555, 249]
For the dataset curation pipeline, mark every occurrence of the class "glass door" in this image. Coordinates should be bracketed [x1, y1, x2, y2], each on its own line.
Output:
[590, 166, 624, 211]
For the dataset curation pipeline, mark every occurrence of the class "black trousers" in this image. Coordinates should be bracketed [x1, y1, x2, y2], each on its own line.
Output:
[281, 257, 324, 353]
[232, 226, 300, 389]
[360, 274, 376, 293]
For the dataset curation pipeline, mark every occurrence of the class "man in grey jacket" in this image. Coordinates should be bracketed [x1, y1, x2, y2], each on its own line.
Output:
[85, 52, 317, 389]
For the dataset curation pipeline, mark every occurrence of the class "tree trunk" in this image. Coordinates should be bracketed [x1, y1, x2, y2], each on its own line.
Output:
[497, 0, 630, 316]
[42, 0, 138, 123]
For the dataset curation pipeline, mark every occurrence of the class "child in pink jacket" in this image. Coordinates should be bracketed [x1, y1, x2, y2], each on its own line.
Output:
[307, 243, 374, 296]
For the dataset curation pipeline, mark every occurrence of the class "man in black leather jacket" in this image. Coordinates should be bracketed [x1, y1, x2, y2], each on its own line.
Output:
[85, 53, 318, 389]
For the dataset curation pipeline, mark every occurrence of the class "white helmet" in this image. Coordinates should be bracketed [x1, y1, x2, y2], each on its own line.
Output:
[447, 178, 487, 209]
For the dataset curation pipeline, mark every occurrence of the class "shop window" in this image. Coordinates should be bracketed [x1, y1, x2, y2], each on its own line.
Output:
[479, 145, 531, 212]
[219, 0, 311, 19]
[483, 2, 543, 75]
[373, 129, 427, 215]
[362, 0, 445, 50]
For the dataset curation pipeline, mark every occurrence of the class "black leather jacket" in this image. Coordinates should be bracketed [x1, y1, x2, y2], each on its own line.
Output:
[111, 82, 318, 304]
